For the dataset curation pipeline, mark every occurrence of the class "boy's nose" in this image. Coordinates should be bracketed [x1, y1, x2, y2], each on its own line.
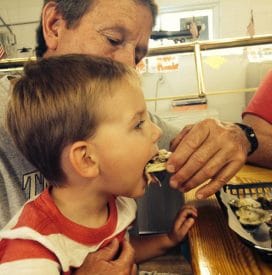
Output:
[152, 123, 162, 142]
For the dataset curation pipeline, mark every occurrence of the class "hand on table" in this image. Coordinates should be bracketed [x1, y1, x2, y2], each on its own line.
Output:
[74, 239, 137, 275]
[167, 118, 249, 199]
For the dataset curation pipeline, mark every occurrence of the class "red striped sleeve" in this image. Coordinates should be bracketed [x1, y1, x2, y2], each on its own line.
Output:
[0, 239, 58, 264]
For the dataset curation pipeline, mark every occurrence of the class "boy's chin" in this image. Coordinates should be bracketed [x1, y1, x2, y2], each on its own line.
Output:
[130, 179, 147, 198]
[133, 188, 145, 199]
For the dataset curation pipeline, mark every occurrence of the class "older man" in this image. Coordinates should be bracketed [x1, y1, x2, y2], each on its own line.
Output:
[0, 0, 252, 273]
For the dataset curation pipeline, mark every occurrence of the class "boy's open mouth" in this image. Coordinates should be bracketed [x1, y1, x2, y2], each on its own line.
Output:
[144, 149, 172, 186]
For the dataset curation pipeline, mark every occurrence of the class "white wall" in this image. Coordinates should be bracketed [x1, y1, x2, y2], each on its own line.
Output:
[157, 0, 272, 38]
[142, 0, 272, 125]
[0, 0, 43, 56]
[141, 49, 250, 124]
[1, 0, 272, 124]
[219, 0, 272, 38]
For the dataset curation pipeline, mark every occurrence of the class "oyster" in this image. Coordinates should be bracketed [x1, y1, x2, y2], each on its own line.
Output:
[145, 149, 172, 173]
[145, 149, 171, 185]
[235, 206, 271, 226]
[229, 197, 261, 209]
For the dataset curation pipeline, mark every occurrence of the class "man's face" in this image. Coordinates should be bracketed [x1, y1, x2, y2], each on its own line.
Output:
[45, 0, 153, 67]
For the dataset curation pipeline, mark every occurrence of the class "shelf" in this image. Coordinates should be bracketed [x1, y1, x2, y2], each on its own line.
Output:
[1, 34, 271, 100]
[0, 56, 36, 69]
[148, 34, 272, 56]
[1, 34, 272, 69]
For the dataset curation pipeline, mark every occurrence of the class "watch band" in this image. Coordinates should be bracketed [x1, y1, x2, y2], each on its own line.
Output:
[235, 123, 258, 156]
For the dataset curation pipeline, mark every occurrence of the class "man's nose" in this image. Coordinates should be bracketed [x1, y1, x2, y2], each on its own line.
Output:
[113, 47, 136, 67]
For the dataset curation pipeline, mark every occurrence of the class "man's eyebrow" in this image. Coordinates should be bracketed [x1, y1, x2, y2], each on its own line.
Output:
[100, 25, 126, 34]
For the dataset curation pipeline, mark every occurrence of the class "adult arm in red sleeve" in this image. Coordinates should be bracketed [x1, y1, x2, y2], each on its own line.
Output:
[242, 70, 272, 168]
[243, 114, 272, 168]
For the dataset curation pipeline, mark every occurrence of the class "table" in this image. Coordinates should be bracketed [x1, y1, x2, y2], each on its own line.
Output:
[185, 165, 272, 275]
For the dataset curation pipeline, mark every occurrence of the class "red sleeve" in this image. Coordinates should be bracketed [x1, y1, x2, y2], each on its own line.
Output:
[0, 239, 58, 264]
[242, 70, 272, 123]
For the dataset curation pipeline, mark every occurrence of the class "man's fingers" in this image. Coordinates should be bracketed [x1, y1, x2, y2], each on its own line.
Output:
[97, 238, 120, 261]
[167, 122, 211, 173]
[74, 239, 136, 275]
[169, 139, 219, 188]
[167, 119, 248, 192]
[112, 240, 136, 275]
[170, 124, 193, 151]
[176, 147, 244, 196]
[195, 160, 243, 199]
[168, 123, 247, 192]
[131, 264, 137, 275]
[115, 239, 135, 264]
[73, 239, 120, 275]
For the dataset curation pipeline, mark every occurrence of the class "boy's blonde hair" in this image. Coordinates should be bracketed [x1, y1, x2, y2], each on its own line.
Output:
[6, 54, 139, 184]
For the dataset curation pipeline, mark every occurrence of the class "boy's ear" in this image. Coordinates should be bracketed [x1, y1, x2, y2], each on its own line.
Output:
[42, 2, 63, 51]
[69, 141, 99, 178]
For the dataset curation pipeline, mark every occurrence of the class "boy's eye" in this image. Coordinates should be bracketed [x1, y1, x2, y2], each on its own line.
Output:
[135, 120, 145, 129]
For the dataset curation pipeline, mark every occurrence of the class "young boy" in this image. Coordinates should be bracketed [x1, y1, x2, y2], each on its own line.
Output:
[0, 54, 197, 274]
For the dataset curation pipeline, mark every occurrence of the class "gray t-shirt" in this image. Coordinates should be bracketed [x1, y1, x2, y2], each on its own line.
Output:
[0, 76, 47, 228]
[0, 75, 183, 230]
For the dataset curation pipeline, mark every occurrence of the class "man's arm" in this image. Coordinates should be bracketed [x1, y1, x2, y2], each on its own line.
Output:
[243, 114, 272, 168]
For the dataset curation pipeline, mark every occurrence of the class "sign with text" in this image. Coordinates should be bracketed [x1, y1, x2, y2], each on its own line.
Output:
[148, 55, 180, 73]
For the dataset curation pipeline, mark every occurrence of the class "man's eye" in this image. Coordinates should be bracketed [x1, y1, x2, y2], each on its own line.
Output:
[135, 120, 145, 129]
[107, 37, 122, 46]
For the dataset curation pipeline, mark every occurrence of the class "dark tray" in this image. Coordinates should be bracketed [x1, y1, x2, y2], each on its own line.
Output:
[216, 182, 272, 260]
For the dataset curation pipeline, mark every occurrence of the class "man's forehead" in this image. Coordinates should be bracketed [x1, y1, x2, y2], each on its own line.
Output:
[90, 0, 151, 14]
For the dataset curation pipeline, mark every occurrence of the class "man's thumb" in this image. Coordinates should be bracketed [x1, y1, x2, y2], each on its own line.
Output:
[98, 238, 119, 261]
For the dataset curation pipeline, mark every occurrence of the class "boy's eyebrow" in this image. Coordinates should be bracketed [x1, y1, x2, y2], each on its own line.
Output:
[129, 109, 146, 122]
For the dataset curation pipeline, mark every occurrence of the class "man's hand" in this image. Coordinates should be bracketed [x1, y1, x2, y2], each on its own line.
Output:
[74, 239, 137, 275]
[167, 118, 249, 199]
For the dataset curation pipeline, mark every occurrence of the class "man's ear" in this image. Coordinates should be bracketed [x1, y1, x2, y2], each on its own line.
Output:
[42, 2, 63, 51]
[69, 141, 99, 178]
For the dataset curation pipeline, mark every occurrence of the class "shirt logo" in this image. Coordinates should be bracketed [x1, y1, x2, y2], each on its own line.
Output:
[22, 170, 48, 199]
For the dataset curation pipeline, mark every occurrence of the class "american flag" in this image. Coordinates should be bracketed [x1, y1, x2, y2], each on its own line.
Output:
[0, 43, 6, 59]
[247, 9, 255, 38]
[189, 17, 199, 40]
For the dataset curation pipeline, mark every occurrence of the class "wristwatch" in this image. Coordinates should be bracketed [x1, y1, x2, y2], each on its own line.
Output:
[235, 123, 258, 156]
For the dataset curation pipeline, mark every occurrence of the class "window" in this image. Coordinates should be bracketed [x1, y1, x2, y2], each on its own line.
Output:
[150, 9, 214, 48]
